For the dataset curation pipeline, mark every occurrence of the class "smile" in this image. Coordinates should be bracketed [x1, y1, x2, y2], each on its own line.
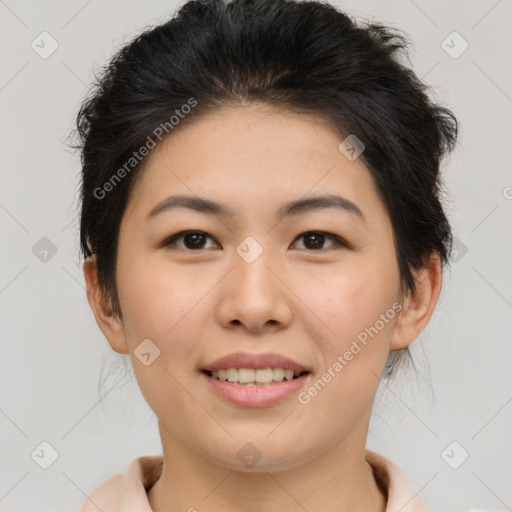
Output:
[201, 369, 312, 407]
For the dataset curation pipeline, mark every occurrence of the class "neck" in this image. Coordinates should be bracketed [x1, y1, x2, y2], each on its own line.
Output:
[147, 422, 387, 512]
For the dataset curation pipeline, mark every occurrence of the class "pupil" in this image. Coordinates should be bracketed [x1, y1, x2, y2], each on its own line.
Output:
[186, 233, 205, 249]
[305, 232, 324, 250]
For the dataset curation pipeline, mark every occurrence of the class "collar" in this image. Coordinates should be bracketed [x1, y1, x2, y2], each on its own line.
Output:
[80, 449, 429, 512]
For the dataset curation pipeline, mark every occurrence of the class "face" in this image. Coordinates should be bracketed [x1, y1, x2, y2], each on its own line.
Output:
[97, 105, 412, 471]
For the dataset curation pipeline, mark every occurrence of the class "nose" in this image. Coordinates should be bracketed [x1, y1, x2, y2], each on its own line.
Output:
[215, 249, 293, 334]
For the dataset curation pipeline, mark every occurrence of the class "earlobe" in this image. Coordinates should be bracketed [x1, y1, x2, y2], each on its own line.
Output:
[83, 256, 130, 355]
[390, 252, 443, 351]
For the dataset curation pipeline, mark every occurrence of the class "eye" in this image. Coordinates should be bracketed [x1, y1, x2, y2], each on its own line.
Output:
[162, 230, 219, 250]
[291, 231, 348, 251]
[162, 230, 348, 251]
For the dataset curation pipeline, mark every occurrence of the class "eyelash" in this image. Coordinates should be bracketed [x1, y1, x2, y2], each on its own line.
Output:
[161, 230, 349, 252]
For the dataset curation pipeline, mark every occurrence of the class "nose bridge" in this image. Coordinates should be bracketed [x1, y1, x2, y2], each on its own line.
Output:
[233, 236, 280, 300]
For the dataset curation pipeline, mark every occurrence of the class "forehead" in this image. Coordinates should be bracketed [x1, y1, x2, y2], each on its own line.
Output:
[122, 105, 384, 225]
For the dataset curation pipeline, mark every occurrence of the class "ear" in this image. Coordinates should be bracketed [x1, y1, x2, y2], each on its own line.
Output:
[390, 251, 443, 350]
[83, 255, 130, 355]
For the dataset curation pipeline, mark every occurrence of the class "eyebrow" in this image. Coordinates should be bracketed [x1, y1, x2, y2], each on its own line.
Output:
[145, 193, 364, 222]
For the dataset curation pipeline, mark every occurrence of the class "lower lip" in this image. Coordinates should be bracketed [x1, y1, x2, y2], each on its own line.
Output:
[201, 371, 311, 408]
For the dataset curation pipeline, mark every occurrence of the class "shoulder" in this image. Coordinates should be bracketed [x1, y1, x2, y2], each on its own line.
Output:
[365, 449, 429, 512]
[365, 450, 485, 512]
[79, 455, 163, 512]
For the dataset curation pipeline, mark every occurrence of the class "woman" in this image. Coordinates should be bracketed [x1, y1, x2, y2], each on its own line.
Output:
[75, 0, 458, 510]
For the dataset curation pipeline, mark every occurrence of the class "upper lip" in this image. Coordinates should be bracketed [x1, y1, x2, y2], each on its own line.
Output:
[202, 352, 312, 374]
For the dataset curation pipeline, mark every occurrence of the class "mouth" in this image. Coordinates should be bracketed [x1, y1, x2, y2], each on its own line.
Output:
[200, 368, 312, 407]
[199, 352, 313, 406]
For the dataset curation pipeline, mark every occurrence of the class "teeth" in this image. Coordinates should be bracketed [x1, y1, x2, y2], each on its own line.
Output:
[273, 368, 285, 381]
[284, 369, 294, 381]
[239, 368, 256, 383]
[226, 368, 239, 383]
[210, 367, 302, 384]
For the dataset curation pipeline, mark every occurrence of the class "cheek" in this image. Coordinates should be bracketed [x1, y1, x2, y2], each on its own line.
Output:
[116, 250, 199, 344]
[116, 253, 224, 383]
[297, 254, 401, 345]
[116, 273, 166, 340]
[297, 274, 400, 421]
[115, 257, 210, 413]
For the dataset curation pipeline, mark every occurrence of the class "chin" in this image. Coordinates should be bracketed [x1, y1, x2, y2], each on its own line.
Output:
[202, 436, 308, 473]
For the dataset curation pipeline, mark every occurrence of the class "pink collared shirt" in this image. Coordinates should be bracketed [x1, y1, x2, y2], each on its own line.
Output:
[79, 449, 429, 511]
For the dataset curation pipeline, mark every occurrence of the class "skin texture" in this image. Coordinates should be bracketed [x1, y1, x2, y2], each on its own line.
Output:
[84, 104, 442, 512]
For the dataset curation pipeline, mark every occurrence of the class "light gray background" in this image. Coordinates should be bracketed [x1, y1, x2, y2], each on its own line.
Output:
[1, 0, 511, 511]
